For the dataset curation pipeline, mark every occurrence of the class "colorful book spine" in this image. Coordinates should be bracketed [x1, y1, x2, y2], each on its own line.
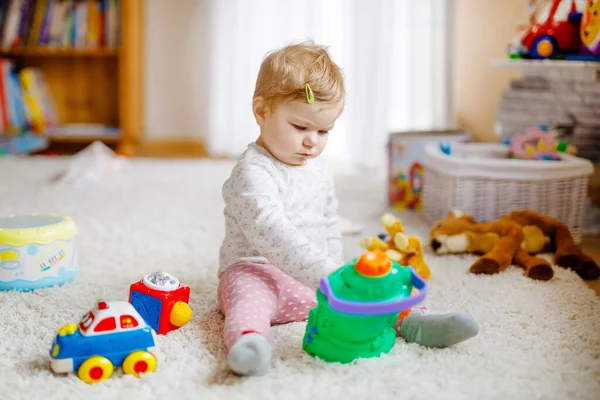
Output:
[0, 58, 58, 135]
[0, 0, 120, 49]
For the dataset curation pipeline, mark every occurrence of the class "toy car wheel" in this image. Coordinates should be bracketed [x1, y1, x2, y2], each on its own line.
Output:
[122, 351, 157, 378]
[77, 356, 114, 384]
[531, 35, 557, 59]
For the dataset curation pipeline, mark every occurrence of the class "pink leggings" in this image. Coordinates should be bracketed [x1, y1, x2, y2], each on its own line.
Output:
[218, 262, 317, 349]
[218, 262, 418, 349]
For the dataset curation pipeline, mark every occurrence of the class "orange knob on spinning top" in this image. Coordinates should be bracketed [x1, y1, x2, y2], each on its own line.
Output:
[354, 250, 392, 277]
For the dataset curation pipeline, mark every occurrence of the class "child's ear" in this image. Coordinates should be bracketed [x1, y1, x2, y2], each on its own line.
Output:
[253, 97, 268, 126]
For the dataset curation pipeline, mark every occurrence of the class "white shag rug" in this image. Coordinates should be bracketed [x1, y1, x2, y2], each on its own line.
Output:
[1, 155, 599, 400]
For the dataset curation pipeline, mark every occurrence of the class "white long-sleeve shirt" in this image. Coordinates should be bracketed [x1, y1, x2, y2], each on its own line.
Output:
[218, 143, 343, 288]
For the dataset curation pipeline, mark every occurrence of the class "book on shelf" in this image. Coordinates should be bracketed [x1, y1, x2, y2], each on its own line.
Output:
[0, 0, 120, 50]
[0, 57, 119, 143]
[0, 57, 58, 135]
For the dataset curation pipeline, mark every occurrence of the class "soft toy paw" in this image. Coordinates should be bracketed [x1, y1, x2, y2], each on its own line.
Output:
[470, 257, 501, 275]
[526, 261, 554, 281]
[556, 253, 600, 280]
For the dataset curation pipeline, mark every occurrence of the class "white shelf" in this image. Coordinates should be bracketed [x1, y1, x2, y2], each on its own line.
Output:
[492, 59, 600, 70]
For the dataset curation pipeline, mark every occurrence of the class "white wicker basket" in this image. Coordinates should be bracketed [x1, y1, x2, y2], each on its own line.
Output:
[421, 143, 594, 243]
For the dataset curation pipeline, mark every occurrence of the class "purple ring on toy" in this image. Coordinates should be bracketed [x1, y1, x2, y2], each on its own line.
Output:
[319, 266, 428, 315]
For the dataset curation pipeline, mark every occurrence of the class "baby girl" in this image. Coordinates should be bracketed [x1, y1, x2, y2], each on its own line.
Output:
[218, 41, 478, 376]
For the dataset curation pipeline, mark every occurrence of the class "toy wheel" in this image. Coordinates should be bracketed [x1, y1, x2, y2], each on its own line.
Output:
[122, 351, 157, 378]
[531, 35, 556, 59]
[77, 356, 114, 384]
[170, 301, 192, 327]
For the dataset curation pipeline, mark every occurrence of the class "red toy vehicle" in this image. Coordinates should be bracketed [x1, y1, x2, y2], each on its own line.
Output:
[509, 0, 586, 59]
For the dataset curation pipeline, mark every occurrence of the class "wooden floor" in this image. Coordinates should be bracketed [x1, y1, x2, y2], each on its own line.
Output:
[135, 139, 600, 295]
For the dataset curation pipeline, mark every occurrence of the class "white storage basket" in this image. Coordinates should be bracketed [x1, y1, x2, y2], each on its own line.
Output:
[421, 143, 594, 243]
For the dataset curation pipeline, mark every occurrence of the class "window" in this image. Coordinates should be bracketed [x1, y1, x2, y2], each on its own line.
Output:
[554, 0, 574, 22]
[94, 317, 116, 332]
[79, 312, 95, 332]
[533, 0, 554, 24]
[120, 315, 139, 329]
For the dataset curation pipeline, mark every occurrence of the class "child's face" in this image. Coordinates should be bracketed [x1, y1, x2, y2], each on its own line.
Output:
[254, 99, 343, 166]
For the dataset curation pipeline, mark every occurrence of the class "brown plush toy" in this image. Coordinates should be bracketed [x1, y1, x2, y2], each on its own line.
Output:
[429, 209, 600, 281]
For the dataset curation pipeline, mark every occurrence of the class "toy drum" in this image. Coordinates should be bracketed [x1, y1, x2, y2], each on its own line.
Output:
[0, 214, 78, 291]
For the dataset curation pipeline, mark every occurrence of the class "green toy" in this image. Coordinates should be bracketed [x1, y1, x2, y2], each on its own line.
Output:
[302, 250, 427, 363]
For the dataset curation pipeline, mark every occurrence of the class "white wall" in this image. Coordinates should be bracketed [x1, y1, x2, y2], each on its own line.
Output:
[143, 0, 208, 140]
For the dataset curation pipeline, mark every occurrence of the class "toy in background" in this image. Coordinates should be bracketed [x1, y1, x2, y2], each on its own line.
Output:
[429, 209, 600, 281]
[580, 0, 600, 56]
[438, 142, 512, 160]
[389, 163, 424, 211]
[360, 213, 431, 281]
[0, 61, 58, 156]
[302, 250, 427, 363]
[440, 128, 577, 161]
[439, 142, 452, 155]
[421, 141, 593, 244]
[508, 0, 586, 59]
[129, 272, 192, 335]
[387, 130, 471, 211]
[49, 300, 159, 384]
[0, 214, 78, 291]
[508, 0, 600, 60]
[508, 126, 578, 160]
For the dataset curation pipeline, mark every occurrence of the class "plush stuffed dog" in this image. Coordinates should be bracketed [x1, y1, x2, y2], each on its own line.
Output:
[429, 209, 600, 281]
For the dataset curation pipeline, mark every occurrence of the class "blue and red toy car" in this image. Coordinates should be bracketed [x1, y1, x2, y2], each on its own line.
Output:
[49, 300, 159, 384]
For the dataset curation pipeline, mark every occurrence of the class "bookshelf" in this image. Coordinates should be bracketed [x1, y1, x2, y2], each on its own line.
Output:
[0, 0, 143, 156]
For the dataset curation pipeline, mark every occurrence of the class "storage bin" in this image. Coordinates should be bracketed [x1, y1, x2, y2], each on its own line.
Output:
[387, 129, 471, 210]
[421, 143, 594, 243]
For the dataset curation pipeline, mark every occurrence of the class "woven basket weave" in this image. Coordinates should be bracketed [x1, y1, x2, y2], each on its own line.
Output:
[421, 143, 594, 243]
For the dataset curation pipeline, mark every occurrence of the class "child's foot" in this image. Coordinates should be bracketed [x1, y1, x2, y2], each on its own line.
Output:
[227, 333, 272, 376]
[399, 309, 479, 348]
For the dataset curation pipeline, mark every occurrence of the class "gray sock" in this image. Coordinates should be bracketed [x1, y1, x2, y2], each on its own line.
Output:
[399, 310, 479, 348]
[227, 333, 272, 376]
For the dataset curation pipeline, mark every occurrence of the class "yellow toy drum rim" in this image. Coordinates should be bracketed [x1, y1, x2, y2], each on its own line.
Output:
[0, 214, 76, 247]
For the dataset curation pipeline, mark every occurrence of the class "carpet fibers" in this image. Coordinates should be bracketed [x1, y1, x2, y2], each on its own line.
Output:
[0, 156, 599, 400]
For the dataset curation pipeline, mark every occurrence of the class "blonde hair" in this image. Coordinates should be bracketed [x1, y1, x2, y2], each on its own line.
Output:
[253, 41, 345, 110]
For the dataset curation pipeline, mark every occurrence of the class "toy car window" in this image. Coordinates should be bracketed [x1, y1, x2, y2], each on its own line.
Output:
[79, 311, 95, 332]
[94, 317, 117, 332]
[554, 0, 573, 21]
[533, 0, 553, 24]
[574, 0, 586, 12]
[120, 315, 139, 329]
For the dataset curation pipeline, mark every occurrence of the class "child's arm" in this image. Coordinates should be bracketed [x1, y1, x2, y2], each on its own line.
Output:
[224, 161, 340, 283]
[324, 174, 343, 263]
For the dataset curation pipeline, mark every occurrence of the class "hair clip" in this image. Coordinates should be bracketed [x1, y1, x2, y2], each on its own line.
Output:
[305, 83, 314, 104]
